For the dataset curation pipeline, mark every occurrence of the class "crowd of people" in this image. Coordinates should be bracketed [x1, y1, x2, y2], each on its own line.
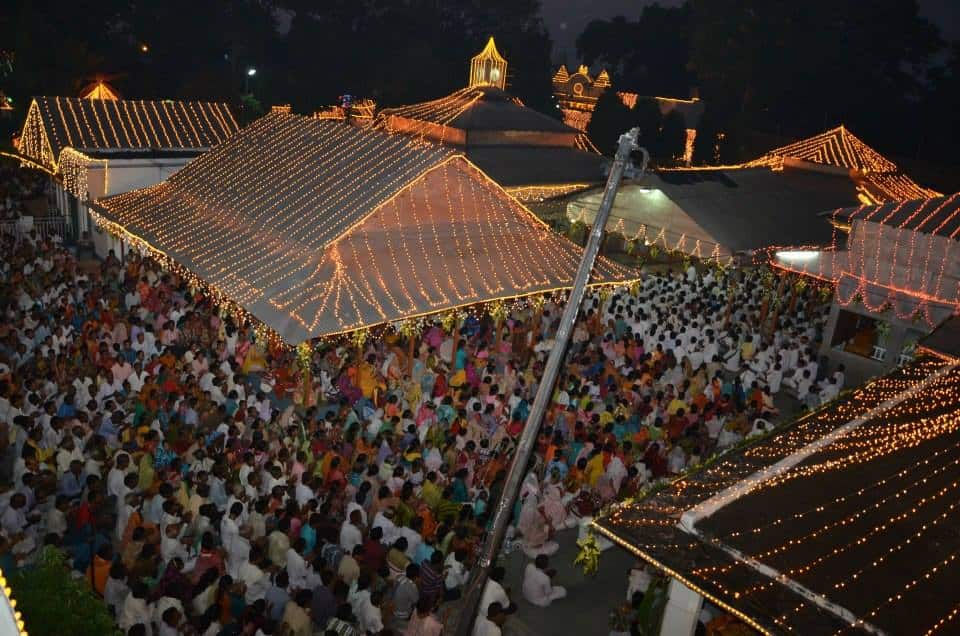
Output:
[0, 170, 840, 636]
[0, 160, 46, 221]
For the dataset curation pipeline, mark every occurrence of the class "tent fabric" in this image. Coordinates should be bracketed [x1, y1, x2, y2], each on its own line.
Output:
[94, 112, 635, 344]
[567, 184, 729, 259]
[23, 96, 238, 161]
[566, 167, 861, 257]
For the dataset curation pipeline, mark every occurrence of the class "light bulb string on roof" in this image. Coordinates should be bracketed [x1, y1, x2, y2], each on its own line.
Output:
[726, 478, 960, 600]
[693, 447, 960, 580]
[716, 440, 960, 541]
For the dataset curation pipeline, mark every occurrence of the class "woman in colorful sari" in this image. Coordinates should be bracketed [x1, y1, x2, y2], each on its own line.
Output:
[517, 494, 558, 559]
[358, 355, 383, 402]
[541, 469, 577, 531]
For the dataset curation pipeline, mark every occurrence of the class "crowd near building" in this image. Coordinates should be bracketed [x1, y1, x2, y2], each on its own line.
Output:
[0, 37, 957, 636]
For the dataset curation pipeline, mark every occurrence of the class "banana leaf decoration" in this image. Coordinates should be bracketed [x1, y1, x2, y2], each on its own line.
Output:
[440, 309, 462, 333]
[574, 531, 602, 576]
[488, 300, 508, 324]
[351, 329, 369, 350]
[296, 342, 312, 373]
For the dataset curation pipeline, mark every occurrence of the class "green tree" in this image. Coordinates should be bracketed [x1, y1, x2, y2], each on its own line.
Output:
[10, 547, 118, 636]
[633, 98, 663, 157]
[658, 110, 688, 164]
[688, 0, 944, 156]
[586, 90, 636, 156]
[577, 4, 692, 97]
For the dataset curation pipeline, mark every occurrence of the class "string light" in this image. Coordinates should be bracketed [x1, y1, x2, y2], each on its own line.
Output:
[93, 111, 637, 345]
[468, 37, 507, 90]
[16, 96, 239, 199]
[745, 125, 939, 203]
[80, 80, 120, 101]
[504, 183, 594, 202]
[596, 357, 960, 633]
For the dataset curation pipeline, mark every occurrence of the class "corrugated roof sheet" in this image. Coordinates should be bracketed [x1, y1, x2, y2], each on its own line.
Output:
[640, 167, 861, 252]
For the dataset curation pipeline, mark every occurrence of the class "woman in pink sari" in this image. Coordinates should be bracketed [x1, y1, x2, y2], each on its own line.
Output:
[518, 494, 559, 559]
[541, 470, 577, 531]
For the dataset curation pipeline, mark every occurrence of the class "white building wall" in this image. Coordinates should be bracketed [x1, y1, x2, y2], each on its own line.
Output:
[658, 579, 703, 636]
[83, 158, 194, 258]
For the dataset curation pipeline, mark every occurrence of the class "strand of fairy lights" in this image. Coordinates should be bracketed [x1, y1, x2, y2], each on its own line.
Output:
[719, 441, 960, 541]
[727, 476, 960, 598]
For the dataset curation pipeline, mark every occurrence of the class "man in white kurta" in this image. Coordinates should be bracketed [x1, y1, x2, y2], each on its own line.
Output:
[521, 555, 567, 607]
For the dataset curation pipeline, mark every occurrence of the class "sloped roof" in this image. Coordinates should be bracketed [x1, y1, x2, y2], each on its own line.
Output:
[468, 145, 607, 187]
[744, 125, 939, 202]
[828, 193, 960, 239]
[19, 96, 238, 169]
[379, 86, 575, 134]
[921, 315, 960, 361]
[595, 356, 960, 635]
[611, 167, 860, 254]
[93, 113, 636, 344]
[80, 80, 120, 101]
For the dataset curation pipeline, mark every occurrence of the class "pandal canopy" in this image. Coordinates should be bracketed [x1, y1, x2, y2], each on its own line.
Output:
[93, 112, 636, 345]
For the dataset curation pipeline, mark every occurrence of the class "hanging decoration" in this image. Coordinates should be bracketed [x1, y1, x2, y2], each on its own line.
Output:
[296, 342, 312, 373]
[440, 309, 463, 333]
[395, 318, 422, 340]
[350, 329, 369, 350]
[488, 300, 508, 324]
[574, 530, 602, 576]
[529, 294, 546, 314]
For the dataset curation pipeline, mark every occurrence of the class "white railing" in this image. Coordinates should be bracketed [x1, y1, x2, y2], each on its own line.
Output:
[0, 216, 71, 244]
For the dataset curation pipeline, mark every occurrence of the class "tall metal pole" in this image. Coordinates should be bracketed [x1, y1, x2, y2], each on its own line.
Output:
[453, 129, 646, 635]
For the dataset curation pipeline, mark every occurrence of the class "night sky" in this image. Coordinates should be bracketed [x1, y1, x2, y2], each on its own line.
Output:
[541, 0, 960, 63]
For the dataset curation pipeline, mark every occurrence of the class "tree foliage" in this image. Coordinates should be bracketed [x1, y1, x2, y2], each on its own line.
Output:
[575, 0, 955, 167]
[10, 547, 119, 636]
[587, 90, 636, 156]
[658, 110, 688, 164]
[577, 4, 692, 97]
[0, 0, 556, 140]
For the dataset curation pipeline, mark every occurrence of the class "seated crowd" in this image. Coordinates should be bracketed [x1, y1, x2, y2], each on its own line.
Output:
[0, 206, 840, 635]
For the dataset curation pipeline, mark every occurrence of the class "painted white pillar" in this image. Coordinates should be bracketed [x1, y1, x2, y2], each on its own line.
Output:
[658, 579, 703, 636]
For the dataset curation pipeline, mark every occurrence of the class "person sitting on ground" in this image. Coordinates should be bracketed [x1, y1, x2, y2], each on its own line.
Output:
[522, 554, 567, 608]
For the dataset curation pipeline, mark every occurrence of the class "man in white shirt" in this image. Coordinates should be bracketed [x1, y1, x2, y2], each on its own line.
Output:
[339, 509, 364, 553]
[239, 547, 269, 605]
[285, 539, 313, 591]
[479, 566, 514, 618]
[355, 589, 385, 634]
[473, 602, 509, 636]
[107, 452, 131, 500]
[522, 555, 567, 608]
[118, 582, 152, 633]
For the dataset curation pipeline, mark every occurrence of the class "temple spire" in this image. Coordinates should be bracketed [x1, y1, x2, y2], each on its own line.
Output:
[469, 37, 507, 90]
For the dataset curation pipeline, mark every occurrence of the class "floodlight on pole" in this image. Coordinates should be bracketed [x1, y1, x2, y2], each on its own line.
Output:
[247, 68, 257, 77]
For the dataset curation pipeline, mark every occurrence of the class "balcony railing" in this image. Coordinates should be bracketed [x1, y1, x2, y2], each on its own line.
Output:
[0, 215, 72, 245]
